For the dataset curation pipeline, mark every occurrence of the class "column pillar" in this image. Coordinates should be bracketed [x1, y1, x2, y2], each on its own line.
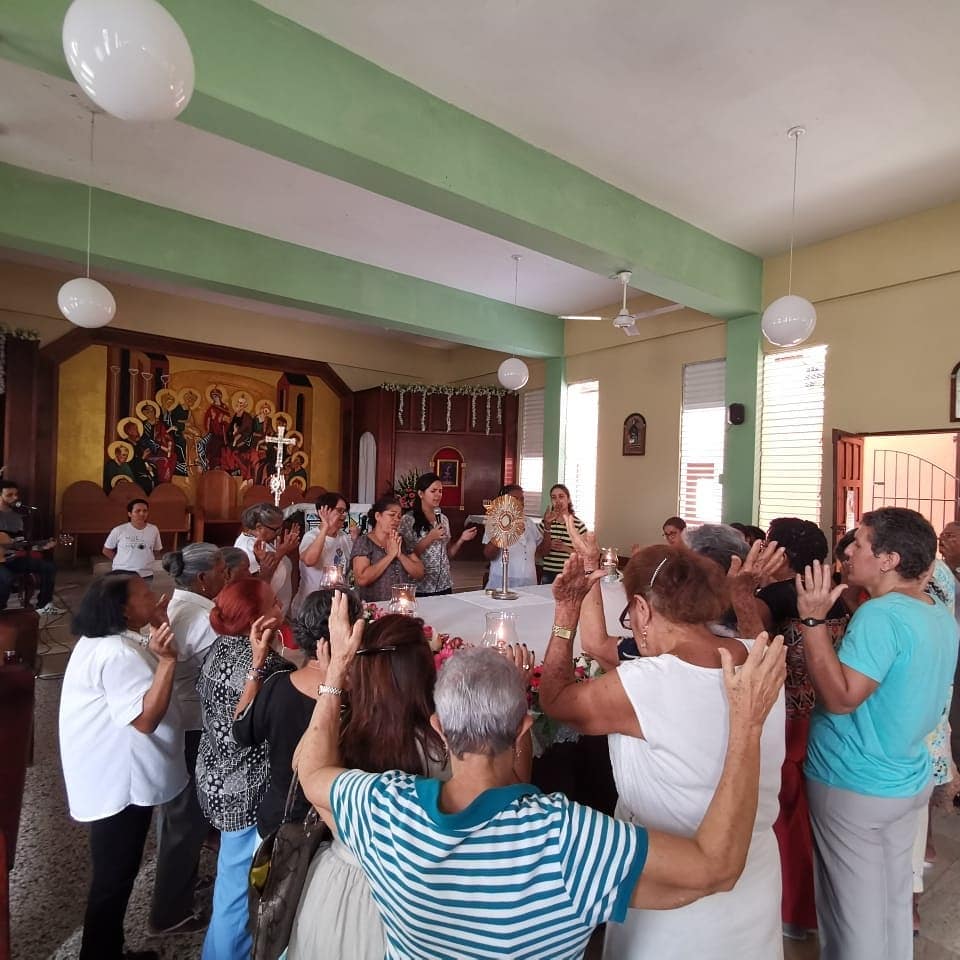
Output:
[722, 314, 762, 523]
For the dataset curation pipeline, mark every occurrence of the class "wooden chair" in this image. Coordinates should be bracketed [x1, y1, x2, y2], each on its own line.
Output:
[60, 481, 145, 561]
[241, 485, 272, 510]
[147, 484, 191, 551]
[193, 470, 241, 545]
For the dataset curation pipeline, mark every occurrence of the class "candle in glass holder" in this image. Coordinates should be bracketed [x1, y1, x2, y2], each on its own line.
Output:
[319, 565, 343, 587]
[389, 583, 418, 616]
[483, 610, 519, 649]
[601, 546, 621, 582]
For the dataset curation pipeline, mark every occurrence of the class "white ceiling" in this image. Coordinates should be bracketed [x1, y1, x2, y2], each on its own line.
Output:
[0, 58, 620, 316]
[262, 0, 960, 255]
[4, 1, 959, 351]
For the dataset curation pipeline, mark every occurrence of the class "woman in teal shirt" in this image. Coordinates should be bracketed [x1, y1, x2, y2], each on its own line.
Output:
[796, 508, 958, 960]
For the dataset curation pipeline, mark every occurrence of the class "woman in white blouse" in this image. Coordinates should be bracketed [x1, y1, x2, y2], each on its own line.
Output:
[539, 544, 786, 960]
[59, 574, 185, 960]
[233, 502, 300, 616]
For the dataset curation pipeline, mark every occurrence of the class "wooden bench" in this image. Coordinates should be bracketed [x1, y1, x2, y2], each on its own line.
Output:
[59, 481, 191, 559]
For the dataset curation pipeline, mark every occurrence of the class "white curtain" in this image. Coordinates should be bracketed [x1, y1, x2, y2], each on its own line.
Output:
[358, 432, 376, 503]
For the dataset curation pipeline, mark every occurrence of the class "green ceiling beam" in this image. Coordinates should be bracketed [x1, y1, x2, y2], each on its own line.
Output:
[0, 163, 562, 356]
[0, 0, 761, 319]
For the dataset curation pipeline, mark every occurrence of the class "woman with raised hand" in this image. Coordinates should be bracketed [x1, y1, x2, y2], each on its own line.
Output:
[60, 574, 184, 960]
[398, 472, 477, 596]
[539, 541, 786, 960]
[539, 483, 588, 585]
[195, 577, 289, 960]
[233, 502, 300, 617]
[350, 496, 424, 602]
[293, 581, 786, 960]
[286, 610, 456, 960]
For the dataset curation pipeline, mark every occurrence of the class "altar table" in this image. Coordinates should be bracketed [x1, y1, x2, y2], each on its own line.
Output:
[416, 581, 626, 659]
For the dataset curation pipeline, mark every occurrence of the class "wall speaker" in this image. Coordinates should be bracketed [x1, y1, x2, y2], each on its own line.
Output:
[727, 403, 746, 426]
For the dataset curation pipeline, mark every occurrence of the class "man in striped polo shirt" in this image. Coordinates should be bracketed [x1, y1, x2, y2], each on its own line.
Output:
[298, 583, 785, 960]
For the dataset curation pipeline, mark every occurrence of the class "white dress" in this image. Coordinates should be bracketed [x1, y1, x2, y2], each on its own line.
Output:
[603, 643, 786, 960]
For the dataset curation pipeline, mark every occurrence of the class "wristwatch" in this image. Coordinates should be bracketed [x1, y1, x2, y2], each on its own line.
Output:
[800, 617, 827, 627]
[551, 624, 575, 641]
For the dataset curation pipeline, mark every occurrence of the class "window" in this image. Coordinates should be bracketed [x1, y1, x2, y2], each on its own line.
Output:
[758, 344, 827, 528]
[679, 359, 726, 525]
[518, 389, 544, 515]
[563, 380, 599, 529]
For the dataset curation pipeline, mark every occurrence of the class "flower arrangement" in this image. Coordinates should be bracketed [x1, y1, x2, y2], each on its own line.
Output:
[432, 633, 465, 672]
[528, 654, 603, 755]
[393, 466, 426, 511]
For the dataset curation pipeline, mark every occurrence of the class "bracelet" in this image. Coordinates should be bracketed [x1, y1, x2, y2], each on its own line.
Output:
[245, 665, 269, 683]
[800, 617, 827, 627]
[317, 683, 344, 697]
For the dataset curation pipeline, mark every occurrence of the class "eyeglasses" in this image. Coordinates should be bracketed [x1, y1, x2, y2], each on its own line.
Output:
[618, 605, 631, 631]
[261, 523, 282, 533]
[356, 645, 398, 656]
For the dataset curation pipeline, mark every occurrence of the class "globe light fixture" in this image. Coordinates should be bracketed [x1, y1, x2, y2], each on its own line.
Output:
[62, 0, 195, 123]
[761, 126, 817, 348]
[498, 254, 531, 390]
[58, 112, 116, 329]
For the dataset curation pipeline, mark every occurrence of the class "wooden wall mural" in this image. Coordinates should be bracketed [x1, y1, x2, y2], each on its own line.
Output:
[102, 345, 311, 495]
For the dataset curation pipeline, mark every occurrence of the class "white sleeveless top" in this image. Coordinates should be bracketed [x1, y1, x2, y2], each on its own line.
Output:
[604, 641, 786, 960]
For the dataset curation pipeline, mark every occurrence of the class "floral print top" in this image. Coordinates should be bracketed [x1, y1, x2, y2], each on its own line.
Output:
[398, 512, 452, 595]
[195, 634, 290, 832]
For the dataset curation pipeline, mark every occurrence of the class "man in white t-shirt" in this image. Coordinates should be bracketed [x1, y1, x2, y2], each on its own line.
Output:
[103, 498, 164, 578]
[482, 485, 544, 589]
[293, 491, 357, 614]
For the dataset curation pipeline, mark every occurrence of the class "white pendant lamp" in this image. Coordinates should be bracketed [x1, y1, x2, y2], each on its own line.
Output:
[497, 255, 530, 390]
[59, 113, 116, 329]
[761, 126, 817, 348]
[62, 0, 195, 123]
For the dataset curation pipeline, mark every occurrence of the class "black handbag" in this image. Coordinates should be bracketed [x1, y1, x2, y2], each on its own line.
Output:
[248, 772, 330, 960]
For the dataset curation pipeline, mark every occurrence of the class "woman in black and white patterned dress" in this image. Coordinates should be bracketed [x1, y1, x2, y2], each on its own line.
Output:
[195, 577, 289, 960]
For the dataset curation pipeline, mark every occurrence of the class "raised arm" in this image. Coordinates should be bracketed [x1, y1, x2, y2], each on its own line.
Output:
[297, 591, 365, 828]
[131, 623, 178, 734]
[538, 555, 641, 737]
[629, 630, 786, 908]
[796, 560, 877, 714]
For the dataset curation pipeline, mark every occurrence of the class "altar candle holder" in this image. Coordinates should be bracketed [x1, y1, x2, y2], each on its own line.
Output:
[389, 583, 417, 616]
[318, 565, 343, 588]
[602, 546, 621, 582]
[482, 610, 519, 650]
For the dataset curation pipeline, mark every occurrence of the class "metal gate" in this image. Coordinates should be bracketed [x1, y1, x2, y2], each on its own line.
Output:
[870, 449, 959, 531]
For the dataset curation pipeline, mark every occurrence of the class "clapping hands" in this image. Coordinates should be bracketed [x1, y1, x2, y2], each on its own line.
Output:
[249, 614, 280, 667]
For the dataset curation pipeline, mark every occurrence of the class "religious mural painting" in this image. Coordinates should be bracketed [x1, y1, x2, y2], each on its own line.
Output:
[102, 347, 312, 494]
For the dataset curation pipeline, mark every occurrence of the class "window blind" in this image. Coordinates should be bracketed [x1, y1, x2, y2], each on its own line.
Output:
[758, 345, 827, 528]
[518, 389, 544, 515]
[679, 360, 726, 525]
[563, 380, 599, 529]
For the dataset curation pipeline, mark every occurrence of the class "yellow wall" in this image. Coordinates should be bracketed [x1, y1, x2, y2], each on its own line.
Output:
[57, 345, 108, 502]
[763, 200, 960, 530]
[565, 323, 727, 553]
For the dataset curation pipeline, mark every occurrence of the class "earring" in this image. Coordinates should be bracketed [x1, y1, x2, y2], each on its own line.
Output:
[639, 625, 648, 652]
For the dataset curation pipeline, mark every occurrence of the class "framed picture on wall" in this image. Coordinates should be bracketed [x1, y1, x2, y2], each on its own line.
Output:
[436, 458, 460, 486]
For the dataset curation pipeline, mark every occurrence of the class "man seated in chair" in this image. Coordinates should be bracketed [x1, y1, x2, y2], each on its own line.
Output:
[0, 480, 62, 616]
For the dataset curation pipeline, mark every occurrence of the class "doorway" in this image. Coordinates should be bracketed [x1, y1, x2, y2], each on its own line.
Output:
[833, 429, 960, 538]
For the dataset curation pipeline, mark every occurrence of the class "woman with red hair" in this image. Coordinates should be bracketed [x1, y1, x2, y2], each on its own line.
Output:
[539, 544, 786, 960]
[195, 577, 289, 960]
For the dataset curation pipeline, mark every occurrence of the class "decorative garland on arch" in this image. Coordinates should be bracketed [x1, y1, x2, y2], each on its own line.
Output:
[381, 383, 510, 435]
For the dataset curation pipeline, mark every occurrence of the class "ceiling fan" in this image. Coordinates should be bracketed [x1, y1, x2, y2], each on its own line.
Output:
[561, 270, 684, 336]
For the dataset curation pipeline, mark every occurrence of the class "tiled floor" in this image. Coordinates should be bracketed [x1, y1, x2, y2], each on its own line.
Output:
[9, 561, 960, 958]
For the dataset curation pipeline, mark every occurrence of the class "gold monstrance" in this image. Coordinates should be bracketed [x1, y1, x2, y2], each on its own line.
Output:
[484, 494, 526, 600]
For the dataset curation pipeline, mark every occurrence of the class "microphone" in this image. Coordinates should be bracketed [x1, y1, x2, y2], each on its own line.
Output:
[434, 507, 443, 527]
[14, 501, 37, 511]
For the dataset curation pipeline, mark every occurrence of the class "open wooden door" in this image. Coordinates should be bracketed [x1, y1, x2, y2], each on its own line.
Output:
[833, 430, 864, 541]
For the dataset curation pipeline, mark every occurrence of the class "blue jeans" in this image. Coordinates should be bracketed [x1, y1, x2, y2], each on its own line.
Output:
[201, 825, 259, 960]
